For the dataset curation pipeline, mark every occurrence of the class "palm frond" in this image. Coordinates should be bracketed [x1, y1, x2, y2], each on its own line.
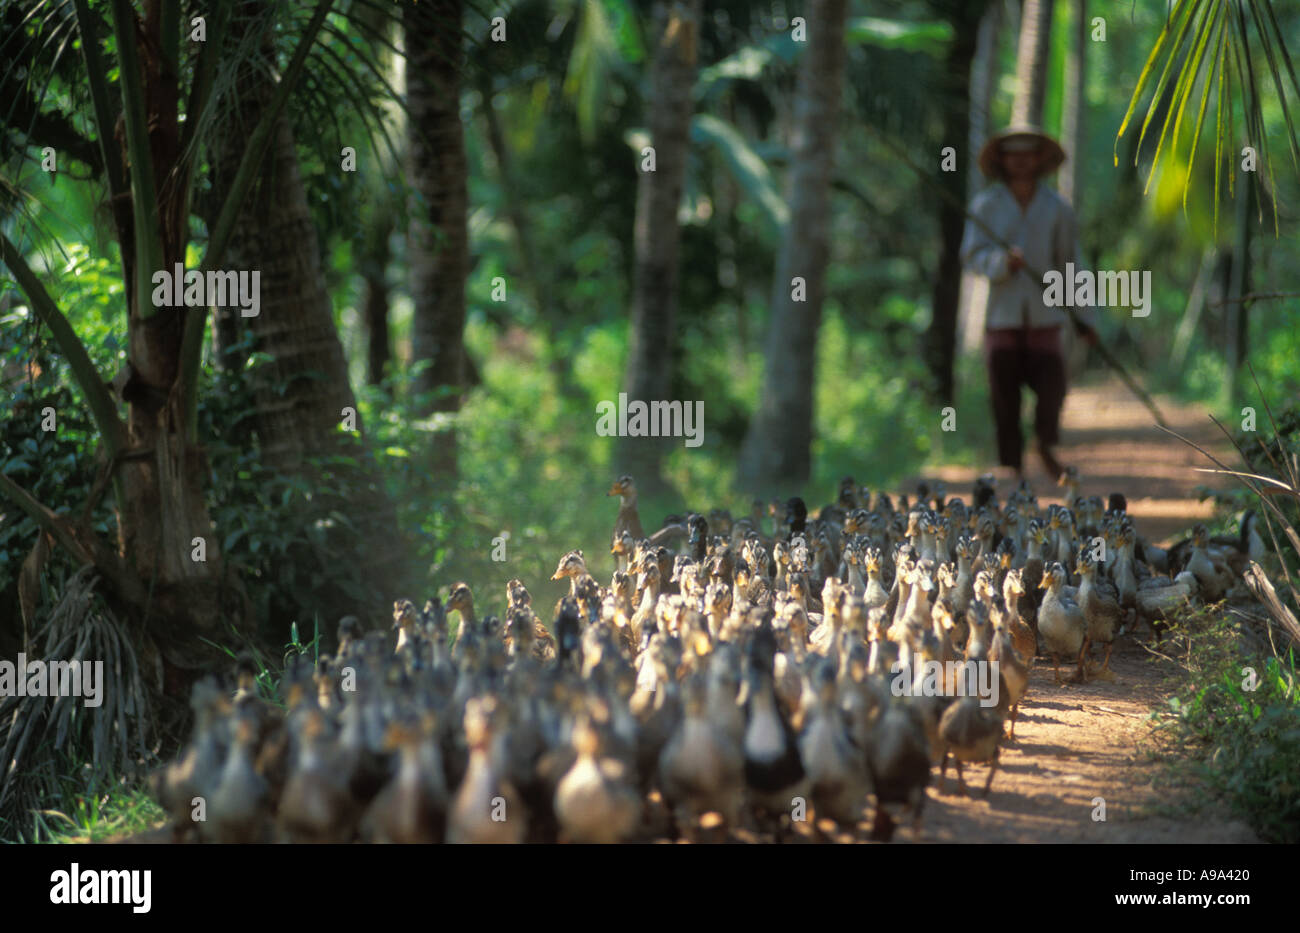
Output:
[1119, 0, 1300, 232]
[0, 567, 153, 842]
[691, 113, 789, 232]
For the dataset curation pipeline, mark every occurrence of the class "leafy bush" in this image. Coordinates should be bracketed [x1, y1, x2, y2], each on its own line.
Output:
[0, 304, 117, 654]
[198, 346, 421, 645]
[1197, 394, 1300, 574]
[1151, 613, 1300, 844]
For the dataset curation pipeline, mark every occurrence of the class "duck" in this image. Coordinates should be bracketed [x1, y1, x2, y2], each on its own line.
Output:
[632, 634, 682, 790]
[1077, 552, 1122, 677]
[393, 598, 420, 655]
[1135, 571, 1199, 639]
[809, 582, 846, 657]
[447, 697, 525, 844]
[151, 678, 229, 842]
[906, 633, 953, 766]
[986, 610, 1030, 739]
[608, 475, 689, 551]
[1038, 562, 1088, 683]
[862, 545, 890, 610]
[964, 594, 995, 662]
[865, 696, 930, 841]
[629, 562, 663, 649]
[1057, 465, 1081, 511]
[611, 528, 636, 573]
[1109, 523, 1140, 610]
[503, 579, 557, 661]
[608, 474, 646, 543]
[1182, 524, 1236, 603]
[741, 621, 807, 837]
[1000, 568, 1039, 664]
[444, 582, 480, 664]
[553, 713, 642, 843]
[888, 562, 933, 650]
[362, 713, 447, 843]
[550, 549, 588, 598]
[659, 671, 745, 841]
[798, 661, 867, 838]
[277, 706, 358, 843]
[208, 710, 270, 844]
[938, 695, 1003, 798]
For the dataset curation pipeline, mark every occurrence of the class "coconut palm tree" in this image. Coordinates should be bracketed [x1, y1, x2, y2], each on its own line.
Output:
[1060, 0, 1087, 205]
[738, 0, 850, 490]
[406, 0, 469, 466]
[924, 0, 992, 405]
[618, 0, 703, 493]
[1012, 0, 1056, 127]
[1118, 0, 1299, 231]
[0, 0, 377, 673]
[1118, 1, 1299, 389]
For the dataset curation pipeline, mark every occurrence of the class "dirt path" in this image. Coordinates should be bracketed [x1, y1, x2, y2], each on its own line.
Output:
[910, 639, 1258, 843]
[898, 376, 1259, 843]
[927, 375, 1236, 544]
[119, 382, 1261, 845]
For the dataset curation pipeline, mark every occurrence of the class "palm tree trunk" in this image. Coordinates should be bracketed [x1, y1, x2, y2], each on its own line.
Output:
[737, 0, 849, 492]
[960, 0, 1005, 353]
[1225, 163, 1253, 392]
[205, 5, 362, 472]
[1011, 0, 1055, 127]
[1059, 0, 1086, 204]
[925, 1, 988, 405]
[406, 0, 469, 459]
[360, 211, 394, 386]
[617, 0, 703, 494]
[208, 115, 361, 470]
[968, 0, 1004, 195]
[110, 2, 242, 671]
[363, 273, 392, 388]
[204, 3, 405, 602]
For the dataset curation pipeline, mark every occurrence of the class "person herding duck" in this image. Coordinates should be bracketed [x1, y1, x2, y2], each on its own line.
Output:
[961, 126, 1099, 482]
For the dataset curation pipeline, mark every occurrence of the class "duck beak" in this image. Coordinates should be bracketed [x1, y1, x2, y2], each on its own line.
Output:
[551, 570, 565, 580]
[607, 484, 621, 496]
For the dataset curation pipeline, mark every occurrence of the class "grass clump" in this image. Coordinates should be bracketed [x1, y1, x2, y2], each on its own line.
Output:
[1150, 609, 1300, 844]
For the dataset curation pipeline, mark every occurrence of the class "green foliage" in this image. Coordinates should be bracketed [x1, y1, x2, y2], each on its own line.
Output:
[1117, 0, 1300, 231]
[691, 114, 789, 232]
[199, 347, 413, 642]
[0, 566, 152, 844]
[0, 292, 117, 642]
[1151, 613, 1300, 843]
[27, 784, 166, 844]
[1194, 392, 1300, 573]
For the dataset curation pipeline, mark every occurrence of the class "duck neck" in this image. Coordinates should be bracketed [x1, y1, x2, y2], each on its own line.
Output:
[457, 604, 477, 637]
[618, 495, 644, 538]
[893, 574, 913, 623]
[904, 575, 929, 621]
[637, 580, 658, 614]
[919, 530, 937, 563]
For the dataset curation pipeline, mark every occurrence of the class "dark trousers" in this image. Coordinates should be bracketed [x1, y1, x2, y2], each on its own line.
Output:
[985, 327, 1066, 470]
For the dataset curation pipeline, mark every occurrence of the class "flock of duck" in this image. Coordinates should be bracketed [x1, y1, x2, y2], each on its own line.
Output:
[152, 470, 1261, 843]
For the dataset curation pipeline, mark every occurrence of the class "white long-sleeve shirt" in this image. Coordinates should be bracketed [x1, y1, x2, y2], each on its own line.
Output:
[960, 183, 1093, 331]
